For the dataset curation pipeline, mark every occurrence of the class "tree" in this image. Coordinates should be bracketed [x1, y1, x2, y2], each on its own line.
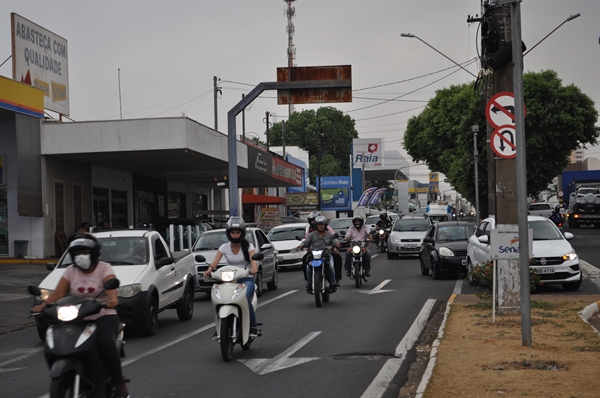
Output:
[403, 70, 599, 218]
[266, 107, 359, 184]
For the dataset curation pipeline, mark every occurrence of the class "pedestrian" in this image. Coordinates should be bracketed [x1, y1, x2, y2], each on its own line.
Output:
[76, 222, 90, 234]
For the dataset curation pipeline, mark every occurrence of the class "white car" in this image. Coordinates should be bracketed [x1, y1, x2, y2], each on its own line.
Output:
[466, 216, 581, 290]
[387, 215, 432, 259]
[267, 222, 309, 268]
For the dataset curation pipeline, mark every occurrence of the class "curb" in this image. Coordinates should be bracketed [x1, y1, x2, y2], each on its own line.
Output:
[0, 258, 55, 265]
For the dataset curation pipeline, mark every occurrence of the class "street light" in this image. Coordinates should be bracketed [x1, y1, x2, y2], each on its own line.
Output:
[401, 33, 478, 79]
[523, 13, 580, 57]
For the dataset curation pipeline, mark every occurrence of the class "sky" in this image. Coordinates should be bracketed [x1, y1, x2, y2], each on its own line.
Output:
[1, 0, 599, 198]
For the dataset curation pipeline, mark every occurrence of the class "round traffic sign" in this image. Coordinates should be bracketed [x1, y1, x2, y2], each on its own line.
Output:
[558, 190, 564, 197]
[485, 92, 526, 129]
[491, 126, 516, 159]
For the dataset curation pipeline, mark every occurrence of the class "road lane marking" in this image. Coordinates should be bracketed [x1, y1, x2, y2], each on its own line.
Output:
[356, 279, 394, 294]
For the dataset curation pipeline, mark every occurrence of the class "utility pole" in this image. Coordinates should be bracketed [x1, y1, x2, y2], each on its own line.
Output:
[213, 76, 221, 131]
[281, 120, 286, 158]
[265, 111, 271, 151]
[473, 126, 480, 222]
[242, 94, 246, 142]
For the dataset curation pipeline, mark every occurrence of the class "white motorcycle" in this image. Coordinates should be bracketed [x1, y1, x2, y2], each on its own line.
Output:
[196, 253, 264, 362]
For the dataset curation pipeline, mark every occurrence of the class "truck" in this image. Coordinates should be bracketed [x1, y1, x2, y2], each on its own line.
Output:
[34, 229, 197, 339]
[560, 170, 600, 228]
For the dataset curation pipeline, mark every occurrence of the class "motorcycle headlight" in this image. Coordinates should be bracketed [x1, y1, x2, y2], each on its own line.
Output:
[221, 270, 237, 282]
[352, 245, 362, 255]
[312, 249, 324, 260]
[438, 247, 454, 257]
[57, 304, 81, 322]
[118, 283, 142, 299]
[38, 288, 53, 301]
[378, 230, 384, 235]
[562, 251, 578, 261]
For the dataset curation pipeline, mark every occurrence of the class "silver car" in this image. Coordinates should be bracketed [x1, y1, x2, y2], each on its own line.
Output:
[192, 228, 278, 296]
[328, 217, 354, 249]
[387, 216, 432, 259]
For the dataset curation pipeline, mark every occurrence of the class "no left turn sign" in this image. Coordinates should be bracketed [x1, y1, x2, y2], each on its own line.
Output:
[485, 92, 526, 129]
[491, 126, 517, 159]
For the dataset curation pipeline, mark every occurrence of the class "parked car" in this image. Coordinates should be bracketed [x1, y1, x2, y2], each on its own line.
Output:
[527, 202, 553, 218]
[328, 217, 354, 249]
[192, 228, 278, 296]
[267, 222, 309, 268]
[466, 216, 582, 290]
[34, 229, 197, 339]
[419, 221, 476, 279]
[387, 215, 432, 259]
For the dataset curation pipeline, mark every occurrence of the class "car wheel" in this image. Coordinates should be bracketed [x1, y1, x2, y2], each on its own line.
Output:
[562, 274, 582, 291]
[431, 260, 441, 280]
[420, 259, 429, 276]
[267, 266, 278, 291]
[140, 295, 159, 336]
[176, 282, 194, 321]
[255, 270, 264, 298]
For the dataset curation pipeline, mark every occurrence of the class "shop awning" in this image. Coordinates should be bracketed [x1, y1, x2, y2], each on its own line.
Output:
[242, 193, 284, 205]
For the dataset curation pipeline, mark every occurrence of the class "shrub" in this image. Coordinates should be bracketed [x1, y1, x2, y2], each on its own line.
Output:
[466, 261, 542, 291]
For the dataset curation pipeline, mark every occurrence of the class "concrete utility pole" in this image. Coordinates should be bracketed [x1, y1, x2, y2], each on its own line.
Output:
[213, 76, 221, 131]
[265, 111, 271, 151]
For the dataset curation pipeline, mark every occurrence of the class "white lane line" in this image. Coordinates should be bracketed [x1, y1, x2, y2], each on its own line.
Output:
[361, 298, 437, 398]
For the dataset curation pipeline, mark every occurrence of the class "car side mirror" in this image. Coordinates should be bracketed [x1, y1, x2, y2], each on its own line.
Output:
[423, 237, 434, 244]
[260, 243, 273, 251]
[195, 254, 207, 263]
[46, 263, 57, 271]
[156, 257, 174, 267]
[252, 253, 264, 261]
[563, 232, 574, 240]
[477, 235, 490, 244]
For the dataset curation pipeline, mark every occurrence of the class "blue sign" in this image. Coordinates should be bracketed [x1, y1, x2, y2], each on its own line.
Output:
[318, 176, 351, 211]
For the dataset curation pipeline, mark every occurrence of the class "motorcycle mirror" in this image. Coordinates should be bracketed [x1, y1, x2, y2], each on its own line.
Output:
[332, 233, 339, 239]
[104, 278, 120, 290]
[252, 253, 264, 261]
[295, 236, 303, 241]
[27, 285, 41, 296]
[195, 254, 207, 263]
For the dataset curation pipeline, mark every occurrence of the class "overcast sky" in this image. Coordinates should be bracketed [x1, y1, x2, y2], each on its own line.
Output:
[1, 0, 598, 195]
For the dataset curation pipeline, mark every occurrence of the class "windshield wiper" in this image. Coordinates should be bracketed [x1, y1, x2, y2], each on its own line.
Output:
[107, 260, 134, 265]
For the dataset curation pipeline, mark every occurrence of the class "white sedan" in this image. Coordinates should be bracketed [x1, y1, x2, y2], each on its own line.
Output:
[267, 222, 308, 268]
[466, 216, 582, 290]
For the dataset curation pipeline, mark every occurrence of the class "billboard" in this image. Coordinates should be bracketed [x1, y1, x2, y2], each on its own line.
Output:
[11, 13, 69, 115]
[318, 176, 351, 211]
[285, 192, 319, 211]
[352, 138, 383, 169]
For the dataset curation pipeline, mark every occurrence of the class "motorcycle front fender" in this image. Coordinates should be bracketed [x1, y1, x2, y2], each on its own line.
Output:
[218, 305, 240, 319]
[49, 357, 85, 379]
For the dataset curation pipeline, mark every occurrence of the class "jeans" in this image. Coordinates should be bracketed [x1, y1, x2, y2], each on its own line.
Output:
[344, 250, 372, 272]
[306, 255, 336, 288]
[237, 277, 257, 327]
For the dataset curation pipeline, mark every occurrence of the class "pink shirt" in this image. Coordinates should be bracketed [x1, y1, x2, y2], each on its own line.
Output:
[62, 261, 117, 320]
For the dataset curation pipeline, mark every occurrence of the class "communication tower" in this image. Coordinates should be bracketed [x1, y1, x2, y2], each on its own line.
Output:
[284, 0, 296, 115]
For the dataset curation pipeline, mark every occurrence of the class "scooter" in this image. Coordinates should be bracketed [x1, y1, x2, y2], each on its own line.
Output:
[196, 253, 264, 362]
[349, 240, 369, 288]
[27, 279, 125, 398]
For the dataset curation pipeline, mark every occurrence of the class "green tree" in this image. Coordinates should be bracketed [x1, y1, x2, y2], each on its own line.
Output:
[266, 106, 359, 184]
[403, 70, 599, 218]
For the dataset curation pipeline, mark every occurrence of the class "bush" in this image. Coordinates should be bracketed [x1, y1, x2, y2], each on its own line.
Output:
[466, 261, 542, 291]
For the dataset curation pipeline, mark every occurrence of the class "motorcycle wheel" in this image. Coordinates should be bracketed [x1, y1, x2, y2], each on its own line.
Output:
[314, 268, 323, 308]
[50, 372, 75, 398]
[220, 315, 235, 362]
[354, 263, 362, 288]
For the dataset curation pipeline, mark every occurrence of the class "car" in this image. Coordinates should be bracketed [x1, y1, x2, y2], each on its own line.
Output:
[419, 221, 476, 279]
[281, 215, 306, 224]
[267, 222, 309, 268]
[328, 217, 354, 249]
[527, 202, 553, 218]
[365, 213, 397, 235]
[466, 216, 582, 290]
[34, 229, 197, 338]
[192, 227, 278, 296]
[387, 215, 432, 259]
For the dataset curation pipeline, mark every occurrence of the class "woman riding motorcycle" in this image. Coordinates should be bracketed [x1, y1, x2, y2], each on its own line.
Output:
[32, 234, 130, 398]
[202, 217, 260, 336]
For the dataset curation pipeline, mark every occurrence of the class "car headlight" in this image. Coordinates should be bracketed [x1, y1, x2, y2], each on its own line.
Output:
[39, 288, 53, 301]
[562, 251, 578, 261]
[118, 283, 142, 298]
[221, 270, 237, 282]
[57, 304, 81, 322]
[390, 236, 401, 243]
[438, 247, 454, 257]
[352, 245, 362, 254]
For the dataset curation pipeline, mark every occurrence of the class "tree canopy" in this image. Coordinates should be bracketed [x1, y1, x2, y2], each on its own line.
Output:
[403, 70, 599, 217]
[266, 106, 359, 184]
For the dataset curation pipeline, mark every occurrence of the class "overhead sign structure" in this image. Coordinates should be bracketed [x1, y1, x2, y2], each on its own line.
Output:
[11, 13, 69, 115]
[277, 65, 352, 105]
[485, 92, 526, 159]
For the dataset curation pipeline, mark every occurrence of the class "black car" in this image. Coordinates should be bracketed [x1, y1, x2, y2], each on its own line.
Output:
[419, 221, 475, 279]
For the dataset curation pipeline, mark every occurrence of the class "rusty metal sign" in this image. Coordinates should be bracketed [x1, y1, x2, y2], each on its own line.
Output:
[277, 65, 352, 105]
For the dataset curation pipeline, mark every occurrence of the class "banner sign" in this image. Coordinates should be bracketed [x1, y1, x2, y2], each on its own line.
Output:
[285, 192, 319, 211]
[272, 157, 303, 186]
[11, 13, 69, 115]
[256, 207, 281, 233]
[247, 146, 273, 176]
[352, 138, 383, 169]
[356, 187, 377, 207]
[490, 225, 533, 260]
[367, 188, 387, 206]
[318, 176, 351, 211]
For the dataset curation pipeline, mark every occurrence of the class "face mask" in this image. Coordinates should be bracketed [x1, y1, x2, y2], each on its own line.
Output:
[74, 254, 92, 270]
[354, 224, 361, 229]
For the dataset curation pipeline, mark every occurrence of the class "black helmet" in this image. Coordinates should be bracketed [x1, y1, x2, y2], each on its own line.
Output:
[315, 215, 328, 227]
[380, 212, 387, 220]
[352, 216, 364, 228]
[68, 234, 102, 268]
[555, 205, 560, 213]
[307, 212, 318, 225]
[226, 217, 247, 243]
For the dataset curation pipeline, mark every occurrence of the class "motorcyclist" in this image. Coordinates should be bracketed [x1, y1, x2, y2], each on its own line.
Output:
[202, 217, 259, 336]
[374, 212, 391, 245]
[32, 234, 130, 398]
[343, 216, 373, 277]
[297, 216, 340, 294]
[550, 205, 563, 225]
[302, 213, 343, 287]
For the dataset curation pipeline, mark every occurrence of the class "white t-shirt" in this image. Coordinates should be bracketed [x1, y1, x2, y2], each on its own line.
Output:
[218, 242, 256, 268]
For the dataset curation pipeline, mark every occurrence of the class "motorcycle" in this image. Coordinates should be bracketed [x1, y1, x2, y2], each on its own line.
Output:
[27, 279, 125, 398]
[376, 228, 389, 252]
[349, 240, 369, 288]
[305, 238, 335, 308]
[549, 213, 564, 229]
[196, 252, 264, 362]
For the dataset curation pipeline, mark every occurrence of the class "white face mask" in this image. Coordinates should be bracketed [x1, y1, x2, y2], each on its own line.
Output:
[74, 254, 92, 270]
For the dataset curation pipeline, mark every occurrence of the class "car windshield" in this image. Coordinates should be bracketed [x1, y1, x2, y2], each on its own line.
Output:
[436, 225, 471, 242]
[393, 219, 430, 232]
[428, 215, 448, 222]
[268, 226, 307, 241]
[529, 204, 551, 210]
[528, 220, 564, 241]
[329, 219, 353, 229]
[578, 188, 599, 195]
[192, 230, 254, 250]
[58, 237, 149, 267]
[365, 216, 380, 225]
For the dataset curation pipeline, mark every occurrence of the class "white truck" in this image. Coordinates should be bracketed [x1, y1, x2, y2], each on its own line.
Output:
[35, 229, 197, 339]
[527, 202, 553, 218]
[567, 184, 600, 228]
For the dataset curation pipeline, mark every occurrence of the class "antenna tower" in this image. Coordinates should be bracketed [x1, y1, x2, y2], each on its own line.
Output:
[284, 0, 296, 116]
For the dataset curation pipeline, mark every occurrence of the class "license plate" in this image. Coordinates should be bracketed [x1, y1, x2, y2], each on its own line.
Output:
[535, 268, 555, 274]
[461, 259, 467, 266]
[405, 244, 417, 248]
